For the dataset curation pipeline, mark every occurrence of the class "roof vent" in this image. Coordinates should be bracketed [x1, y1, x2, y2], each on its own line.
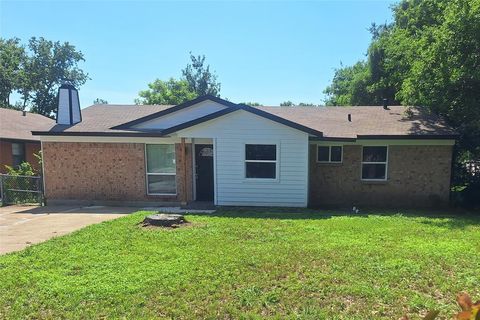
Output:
[383, 98, 389, 110]
[348, 114, 352, 122]
[22, 110, 26, 116]
[57, 82, 81, 125]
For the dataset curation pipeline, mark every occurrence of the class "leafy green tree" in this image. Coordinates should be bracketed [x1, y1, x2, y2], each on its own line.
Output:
[323, 0, 480, 158]
[93, 98, 108, 104]
[298, 102, 317, 106]
[0, 38, 26, 109]
[280, 101, 294, 106]
[182, 53, 220, 96]
[135, 78, 197, 105]
[25, 37, 89, 117]
[0, 37, 88, 117]
[240, 102, 263, 106]
[138, 53, 221, 105]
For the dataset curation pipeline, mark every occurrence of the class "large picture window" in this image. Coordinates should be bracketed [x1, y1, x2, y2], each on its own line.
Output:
[146, 144, 176, 194]
[317, 145, 342, 163]
[361, 146, 388, 180]
[245, 144, 277, 179]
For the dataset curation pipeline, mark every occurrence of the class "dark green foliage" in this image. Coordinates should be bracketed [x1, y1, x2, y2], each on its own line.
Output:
[0, 37, 88, 117]
[239, 102, 263, 106]
[279, 101, 319, 107]
[0, 38, 26, 109]
[280, 101, 294, 106]
[182, 53, 221, 97]
[93, 98, 108, 104]
[137, 53, 221, 105]
[2, 162, 41, 204]
[323, 0, 480, 191]
[135, 78, 197, 105]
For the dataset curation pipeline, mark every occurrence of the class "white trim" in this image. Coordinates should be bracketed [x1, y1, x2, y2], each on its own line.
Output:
[316, 145, 343, 163]
[243, 143, 280, 181]
[145, 144, 177, 196]
[361, 146, 389, 181]
[40, 136, 184, 144]
[311, 139, 455, 146]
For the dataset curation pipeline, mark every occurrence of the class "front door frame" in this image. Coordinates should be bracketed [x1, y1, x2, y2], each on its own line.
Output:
[192, 139, 216, 203]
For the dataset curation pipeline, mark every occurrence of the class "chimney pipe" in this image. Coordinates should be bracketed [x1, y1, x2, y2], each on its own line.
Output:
[22, 110, 26, 116]
[383, 98, 389, 110]
[348, 114, 352, 122]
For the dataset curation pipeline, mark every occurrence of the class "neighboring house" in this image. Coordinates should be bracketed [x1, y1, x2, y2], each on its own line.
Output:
[0, 108, 55, 173]
[33, 87, 457, 208]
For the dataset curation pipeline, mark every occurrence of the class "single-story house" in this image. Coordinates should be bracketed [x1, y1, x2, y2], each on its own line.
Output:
[0, 108, 55, 173]
[33, 87, 457, 208]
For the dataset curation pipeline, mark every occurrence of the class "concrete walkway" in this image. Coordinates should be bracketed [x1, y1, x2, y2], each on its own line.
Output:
[0, 205, 133, 255]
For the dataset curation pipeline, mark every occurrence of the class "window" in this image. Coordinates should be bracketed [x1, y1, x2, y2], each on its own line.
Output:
[361, 146, 388, 180]
[146, 144, 176, 194]
[317, 146, 342, 163]
[245, 144, 277, 179]
[12, 143, 25, 168]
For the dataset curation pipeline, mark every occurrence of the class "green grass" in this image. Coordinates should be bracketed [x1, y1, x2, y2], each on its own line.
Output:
[0, 209, 479, 319]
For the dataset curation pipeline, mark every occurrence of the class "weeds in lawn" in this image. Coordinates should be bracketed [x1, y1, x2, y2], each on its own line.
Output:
[402, 293, 480, 320]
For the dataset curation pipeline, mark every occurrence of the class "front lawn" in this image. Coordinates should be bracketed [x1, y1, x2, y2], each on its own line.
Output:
[0, 209, 479, 319]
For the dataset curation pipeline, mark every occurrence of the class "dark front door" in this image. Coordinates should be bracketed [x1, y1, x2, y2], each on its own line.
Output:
[195, 144, 214, 201]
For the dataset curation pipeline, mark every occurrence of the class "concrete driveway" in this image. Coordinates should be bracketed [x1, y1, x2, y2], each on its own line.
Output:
[0, 205, 133, 255]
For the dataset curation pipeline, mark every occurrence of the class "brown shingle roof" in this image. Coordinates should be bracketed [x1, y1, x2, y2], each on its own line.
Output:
[256, 105, 456, 139]
[0, 108, 55, 141]
[35, 103, 457, 139]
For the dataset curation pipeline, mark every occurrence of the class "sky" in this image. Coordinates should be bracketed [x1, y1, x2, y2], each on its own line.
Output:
[1, 0, 395, 108]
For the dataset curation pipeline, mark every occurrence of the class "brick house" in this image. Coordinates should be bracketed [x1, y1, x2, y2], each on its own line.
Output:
[33, 86, 457, 208]
[0, 108, 54, 173]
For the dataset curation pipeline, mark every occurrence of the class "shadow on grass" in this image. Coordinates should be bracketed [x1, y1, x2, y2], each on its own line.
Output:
[187, 206, 480, 229]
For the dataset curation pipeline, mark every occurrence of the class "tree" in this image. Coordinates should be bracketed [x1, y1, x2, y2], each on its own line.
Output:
[323, 0, 480, 158]
[182, 53, 220, 96]
[240, 102, 263, 106]
[135, 78, 197, 105]
[0, 38, 26, 109]
[93, 98, 108, 104]
[280, 101, 294, 106]
[137, 53, 221, 105]
[26, 37, 89, 117]
[0, 37, 88, 117]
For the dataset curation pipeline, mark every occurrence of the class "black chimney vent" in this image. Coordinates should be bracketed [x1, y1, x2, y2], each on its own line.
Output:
[383, 98, 389, 110]
[22, 110, 26, 116]
[348, 114, 352, 122]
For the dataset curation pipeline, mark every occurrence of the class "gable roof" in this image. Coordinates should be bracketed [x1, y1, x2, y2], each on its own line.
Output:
[257, 105, 457, 140]
[0, 108, 55, 141]
[32, 97, 457, 140]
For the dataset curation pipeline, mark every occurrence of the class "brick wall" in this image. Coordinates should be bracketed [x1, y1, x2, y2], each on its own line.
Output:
[0, 140, 41, 173]
[309, 144, 453, 208]
[42, 142, 193, 203]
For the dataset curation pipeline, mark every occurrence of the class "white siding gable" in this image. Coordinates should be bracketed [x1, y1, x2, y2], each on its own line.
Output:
[177, 110, 309, 207]
[132, 100, 228, 130]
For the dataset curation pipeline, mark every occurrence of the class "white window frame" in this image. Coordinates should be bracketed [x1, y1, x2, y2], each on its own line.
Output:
[361, 145, 388, 181]
[316, 145, 343, 163]
[244, 143, 279, 181]
[145, 144, 177, 195]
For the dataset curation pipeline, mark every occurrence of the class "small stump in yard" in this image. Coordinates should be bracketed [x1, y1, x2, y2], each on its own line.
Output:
[142, 214, 186, 228]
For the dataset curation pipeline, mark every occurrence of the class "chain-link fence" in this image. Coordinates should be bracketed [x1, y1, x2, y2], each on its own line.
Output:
[0, 174, 43, 205]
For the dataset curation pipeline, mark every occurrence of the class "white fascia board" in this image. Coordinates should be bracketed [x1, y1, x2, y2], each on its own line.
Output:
[39, 135, 187, 144]
[311, 139, 456, 146]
